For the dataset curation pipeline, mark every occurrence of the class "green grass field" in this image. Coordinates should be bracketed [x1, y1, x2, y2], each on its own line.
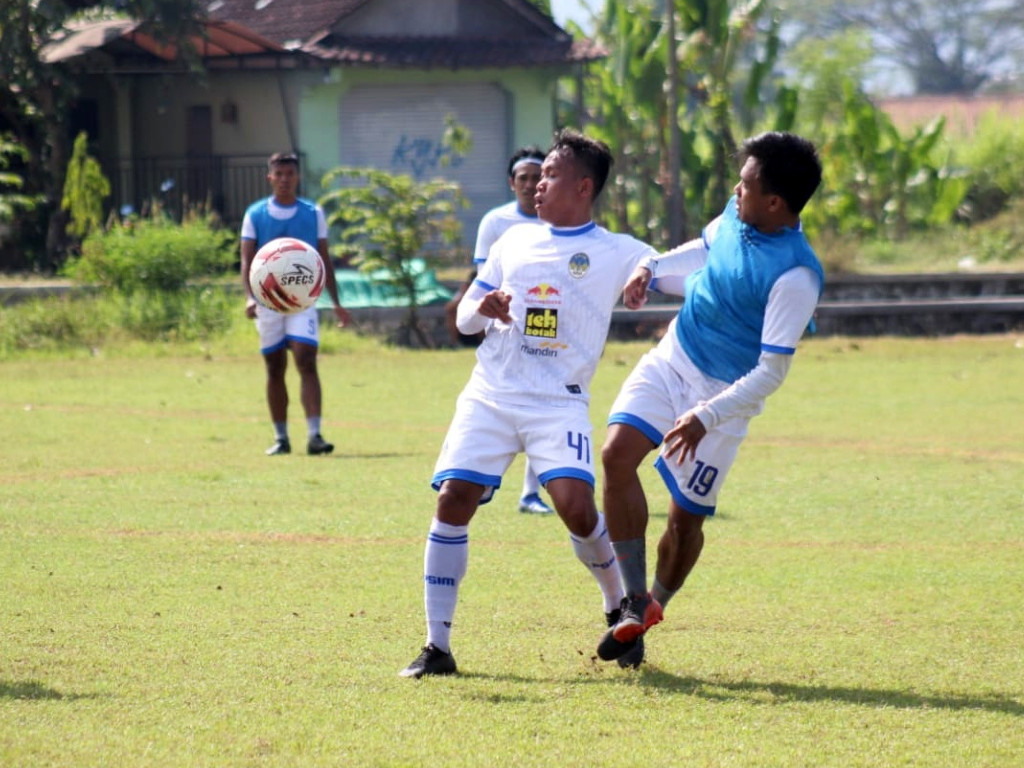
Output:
[2, 332, 1023, 767]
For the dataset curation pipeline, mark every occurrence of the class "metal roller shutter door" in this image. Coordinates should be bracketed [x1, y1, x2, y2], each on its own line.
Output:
[339, 83, 511, 246]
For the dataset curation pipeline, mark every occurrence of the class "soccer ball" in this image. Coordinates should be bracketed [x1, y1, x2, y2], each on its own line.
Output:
[249, 237, 326, 314]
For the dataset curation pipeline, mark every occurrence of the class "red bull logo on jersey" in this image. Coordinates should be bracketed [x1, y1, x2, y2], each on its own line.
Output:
[524, 307, 558, 338]
[525, 283, 562, 305]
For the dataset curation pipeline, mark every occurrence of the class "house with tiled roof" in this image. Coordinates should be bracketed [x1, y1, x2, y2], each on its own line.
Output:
[53, 0, 603, 238]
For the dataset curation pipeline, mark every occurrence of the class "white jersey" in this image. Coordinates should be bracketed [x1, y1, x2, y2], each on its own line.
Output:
[473, 202, 539, 265]
[467, 221, 657, 407]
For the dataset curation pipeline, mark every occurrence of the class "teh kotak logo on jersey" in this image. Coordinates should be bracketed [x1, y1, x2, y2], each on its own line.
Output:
[524, 307, 558, 338]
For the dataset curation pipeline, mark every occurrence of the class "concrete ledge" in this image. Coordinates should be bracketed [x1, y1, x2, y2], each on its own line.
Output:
[5, 277, 1024, 340]
[816, 297, 1024, 316]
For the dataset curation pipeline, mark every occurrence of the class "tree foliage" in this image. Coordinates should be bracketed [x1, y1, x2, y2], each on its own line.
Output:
[805, 83, 967, 239]
[62, 132, 111, 240]
[319, 168, 466, 348]
[0, 0, 207, 270]
[0, 135, 41, 223]
[779, 0, 1024, 95]
[566, 0, 793, 247]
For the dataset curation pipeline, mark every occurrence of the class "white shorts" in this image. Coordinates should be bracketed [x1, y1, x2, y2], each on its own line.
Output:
[432, 392, 595, 504]
[608, 335, 752, 516]
[255, 304, 319, 354]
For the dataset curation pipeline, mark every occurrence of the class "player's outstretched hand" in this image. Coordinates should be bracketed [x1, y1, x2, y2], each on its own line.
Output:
[333, 305, 352, 329]
[622, 266, 652, 309]
[478, 290, 513, 324]
[663, 411, 707, 465]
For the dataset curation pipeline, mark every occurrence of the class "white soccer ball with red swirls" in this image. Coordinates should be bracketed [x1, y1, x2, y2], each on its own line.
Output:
[249, 237, 325, 314]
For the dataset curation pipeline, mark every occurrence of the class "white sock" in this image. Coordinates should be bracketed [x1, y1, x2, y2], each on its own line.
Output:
[423, 518, 469, 653]
[569, 511, 625, 613]
[307, 416, 321, 438]
[521, 461, 541, 498]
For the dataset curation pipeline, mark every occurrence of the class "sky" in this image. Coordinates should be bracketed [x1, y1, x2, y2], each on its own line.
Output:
[549, 0, 601, 32]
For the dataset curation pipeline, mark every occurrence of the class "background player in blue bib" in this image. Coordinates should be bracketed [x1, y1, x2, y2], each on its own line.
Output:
[240, 152, 351, 456]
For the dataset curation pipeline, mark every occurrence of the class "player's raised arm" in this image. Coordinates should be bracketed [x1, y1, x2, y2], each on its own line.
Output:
[456, 281, 512, 333]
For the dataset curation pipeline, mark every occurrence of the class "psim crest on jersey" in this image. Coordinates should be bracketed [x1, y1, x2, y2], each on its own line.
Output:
[568, 252, 590, 278]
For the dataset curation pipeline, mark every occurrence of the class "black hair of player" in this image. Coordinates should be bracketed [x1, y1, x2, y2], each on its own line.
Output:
[548, 129, 613, 200]
[506, 146, 546, 179]
[737, 132, 822, 215]
[268, 152, 300, 171]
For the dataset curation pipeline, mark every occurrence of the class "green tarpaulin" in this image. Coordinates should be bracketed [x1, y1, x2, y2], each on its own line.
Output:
[316, 259, 453, 310]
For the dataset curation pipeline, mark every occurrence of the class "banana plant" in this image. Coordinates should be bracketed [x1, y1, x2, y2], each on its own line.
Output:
[570, 0, 795, 246]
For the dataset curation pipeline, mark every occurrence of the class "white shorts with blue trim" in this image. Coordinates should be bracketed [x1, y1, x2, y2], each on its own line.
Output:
[607, 336, 754, 516]
[256, 304, 319, 354]
[432, 391, 595, 504]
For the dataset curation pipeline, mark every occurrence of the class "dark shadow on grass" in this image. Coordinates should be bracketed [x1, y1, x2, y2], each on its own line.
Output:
[0, 679, 103, 702]
[635, 667, 1024, 716]
[450, 667, 1022, 717]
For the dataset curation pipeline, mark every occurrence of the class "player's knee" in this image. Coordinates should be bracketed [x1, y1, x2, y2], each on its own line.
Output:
[436, 481, 482, 525]
[601, 437, 639, 481]
[264, 355, 287, 378]
[292, 351, 318, 377]
[667, 506, 704, 540]
[549, 492, 596, 536]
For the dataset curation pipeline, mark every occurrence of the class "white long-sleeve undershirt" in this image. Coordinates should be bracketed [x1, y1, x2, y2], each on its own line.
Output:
[689, 266, 820, 429]
[455, 280, 493, 336]
[642, 236, 708, 296]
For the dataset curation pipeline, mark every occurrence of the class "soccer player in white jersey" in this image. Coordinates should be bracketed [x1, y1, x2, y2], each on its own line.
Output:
[400, 130, 659, 678]
[595, 132, 825, 666]
[446, 146, 557, 516]
[240, 152, 350, 457]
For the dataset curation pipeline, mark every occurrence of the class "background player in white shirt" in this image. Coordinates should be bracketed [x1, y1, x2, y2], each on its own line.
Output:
[401, 130, 659, 678]
[444, 147, 556, 515]
[596, 132, 825, 667]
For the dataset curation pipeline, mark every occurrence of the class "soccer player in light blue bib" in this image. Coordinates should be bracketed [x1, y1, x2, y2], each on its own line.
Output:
[597, 132, 825, 667]
[240, 152, 350, 457]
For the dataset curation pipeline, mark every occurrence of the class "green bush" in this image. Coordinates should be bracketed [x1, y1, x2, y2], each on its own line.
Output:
[950, 113, 1024, 221]
[113, 286, 237, 342]
[0, 288, 243, 358]
[60, 209, 237, 340]
[0, 294, 114, 355]
[66, 209, 235, 295]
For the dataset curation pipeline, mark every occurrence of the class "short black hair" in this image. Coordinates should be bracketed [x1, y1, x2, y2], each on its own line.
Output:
[738, 132, 821, 214]
[268, 152, 299, 171]
[548, 129, 613, 200]
[506, 146, 545, 179]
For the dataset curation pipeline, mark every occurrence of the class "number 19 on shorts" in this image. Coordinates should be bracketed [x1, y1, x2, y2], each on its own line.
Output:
[686, 460, 719, 497]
